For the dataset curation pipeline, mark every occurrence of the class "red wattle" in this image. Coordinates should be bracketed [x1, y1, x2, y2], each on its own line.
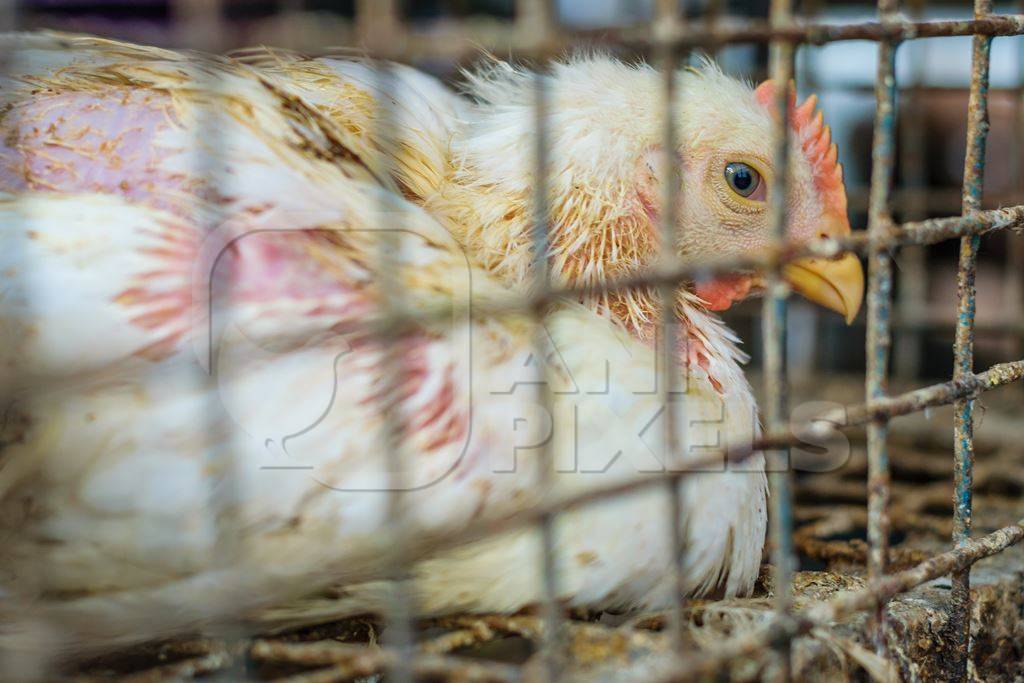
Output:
[693, 274, 754, 311]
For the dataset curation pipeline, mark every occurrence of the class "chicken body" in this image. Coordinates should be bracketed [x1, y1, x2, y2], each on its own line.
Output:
[0, 35, 860, 660]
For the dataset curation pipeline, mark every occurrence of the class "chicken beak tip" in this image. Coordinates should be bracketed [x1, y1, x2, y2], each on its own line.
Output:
[783, 253, 864, 325]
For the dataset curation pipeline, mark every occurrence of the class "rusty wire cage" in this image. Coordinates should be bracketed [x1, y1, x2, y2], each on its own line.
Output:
[4, 0, 1024, 681]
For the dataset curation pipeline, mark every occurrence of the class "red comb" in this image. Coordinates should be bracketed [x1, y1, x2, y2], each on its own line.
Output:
[754, 79, 847, 218]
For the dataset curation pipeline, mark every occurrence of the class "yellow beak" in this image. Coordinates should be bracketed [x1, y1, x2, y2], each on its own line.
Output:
[783, 253, 864, 324]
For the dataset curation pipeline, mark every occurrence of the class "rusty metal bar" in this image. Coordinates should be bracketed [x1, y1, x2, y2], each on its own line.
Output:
[653, 0, 687, 653]
[291, 15, 1024, 61]
[659, 517, 1024, 683]
[836, 360, 1024, 426]
[764, 0, 796, 675]
[641, 14, 1024, 47]
[950, 0, 994, 673]
[864, 0, 899, 654]
[885, 205, 1024, 245]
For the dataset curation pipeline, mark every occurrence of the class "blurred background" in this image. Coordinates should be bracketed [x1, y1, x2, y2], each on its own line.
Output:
[15, 0, 1024, 384]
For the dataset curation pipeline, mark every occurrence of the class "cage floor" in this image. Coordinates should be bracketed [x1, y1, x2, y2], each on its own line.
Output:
[67, 376, 1024, 682]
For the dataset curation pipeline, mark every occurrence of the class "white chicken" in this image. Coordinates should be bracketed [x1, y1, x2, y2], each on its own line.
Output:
[0, 33, 863, 662]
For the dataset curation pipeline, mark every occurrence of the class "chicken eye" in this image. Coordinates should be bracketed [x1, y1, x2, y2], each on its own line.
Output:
[724, 162, 762, 199]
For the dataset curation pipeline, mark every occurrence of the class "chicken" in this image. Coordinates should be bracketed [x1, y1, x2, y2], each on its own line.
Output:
[425, 56, 862, 333]
[246, 50, 862, 333]
[0, 34, 863, 661]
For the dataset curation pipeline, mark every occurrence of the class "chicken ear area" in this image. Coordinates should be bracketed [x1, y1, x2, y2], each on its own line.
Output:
[634, 145, 666, 226]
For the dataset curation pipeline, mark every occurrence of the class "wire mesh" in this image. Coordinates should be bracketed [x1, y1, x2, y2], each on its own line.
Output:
[4, 0, 1024, 680]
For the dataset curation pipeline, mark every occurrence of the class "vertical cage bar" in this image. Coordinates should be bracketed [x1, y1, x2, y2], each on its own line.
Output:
[865, 0, 899, 655]
[519, 2, 562, 679]
[1009, 0, 1024, 388]
[356, 2, 417, 676]
[175, 0, 252, 655]
[654, 0, 687, 652]
[366, 51, 417, 683]
[951, 0, 994, 675]
[765, 0, 795, 676]
[530, 67, 564, 683]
